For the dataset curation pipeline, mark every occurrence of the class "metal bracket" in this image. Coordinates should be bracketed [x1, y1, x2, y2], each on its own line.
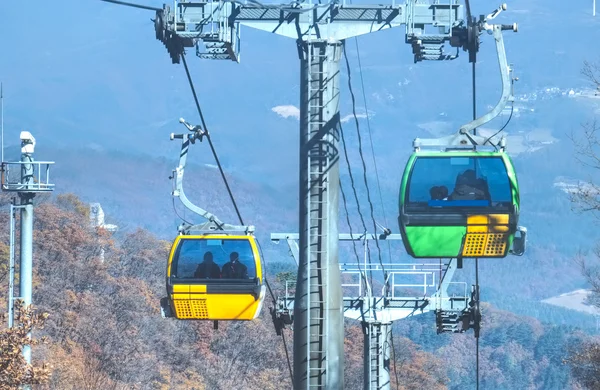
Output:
[413, 5, 518, 152]
[510, 226, 527, 256]
[1, 161, 55, 193]
[435, 281, 481, 335]
[170, 118, 252, 234]
[132, 0, 469, 63]
[177, 221, 255, 235]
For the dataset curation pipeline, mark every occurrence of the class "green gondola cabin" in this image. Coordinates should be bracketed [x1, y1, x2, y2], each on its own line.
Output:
[398, 151, 520, 258]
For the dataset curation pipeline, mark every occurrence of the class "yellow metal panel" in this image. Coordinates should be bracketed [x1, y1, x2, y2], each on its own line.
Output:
[173, 298, 209, 319]
[462, 233, 508, 257]
[172, 293, 189, 300]
[189, 285, 207, 293]
[463, 213, 510, 257]
[172, 285, 189, 293]
[462, 233, 487, 257]
[204, 294, 262, 320]
[488, 214, 509, 224]
[489, 225, 509, 233]
[467, 225, 488, 233]
[170, 293, 262, 320]
[484, 233, 507, 256]
[467, 215, 489, 225]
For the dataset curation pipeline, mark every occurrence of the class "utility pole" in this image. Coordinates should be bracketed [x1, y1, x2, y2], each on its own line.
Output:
[19, 133, 35, 368]
[1, 82, 4, 164]
[2, 131, 54, 387]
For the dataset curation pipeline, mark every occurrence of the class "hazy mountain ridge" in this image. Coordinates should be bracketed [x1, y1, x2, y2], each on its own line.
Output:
[12, 143, 595, 335]
[2, 0, 600, 385]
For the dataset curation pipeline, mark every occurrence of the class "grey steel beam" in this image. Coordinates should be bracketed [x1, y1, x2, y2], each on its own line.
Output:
[271, 233, 403, 241]
[170, 2, 462, 40]
[363, 321, 392, 390]
[295, 38, 344, 390]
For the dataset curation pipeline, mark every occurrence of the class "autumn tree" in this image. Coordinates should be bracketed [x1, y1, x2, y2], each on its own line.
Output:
[0, 301, 50, 389]
[14, 193, 297, 389]
[567, 59, 600, 388]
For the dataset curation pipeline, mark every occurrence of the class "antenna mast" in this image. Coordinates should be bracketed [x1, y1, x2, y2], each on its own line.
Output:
[1, 82, 4, 164]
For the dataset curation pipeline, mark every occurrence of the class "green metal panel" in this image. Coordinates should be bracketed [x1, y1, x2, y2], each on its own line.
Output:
[405, 226, 465, 258]
[502, 153, 520, 212]
[399, 153, 416, 206]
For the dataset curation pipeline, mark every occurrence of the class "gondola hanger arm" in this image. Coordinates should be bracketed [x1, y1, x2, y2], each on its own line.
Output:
[459, 11, 517, 136]
[171, 118, 253, 234]
[413, 4, 517, 152]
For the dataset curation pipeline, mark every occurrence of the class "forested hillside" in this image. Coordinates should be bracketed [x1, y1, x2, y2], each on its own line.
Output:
[0, 194, 596, 389]
[19, 143, 598, 334]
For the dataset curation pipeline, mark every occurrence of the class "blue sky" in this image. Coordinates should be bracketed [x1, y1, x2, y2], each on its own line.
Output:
[0, 0, 598, 187]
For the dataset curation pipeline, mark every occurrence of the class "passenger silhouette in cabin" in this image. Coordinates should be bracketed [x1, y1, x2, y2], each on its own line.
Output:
[194, 251, 221, 279]
[448, 169, 490, 201]
[429, 185, 449, 200]
[221, 251, 249, 279]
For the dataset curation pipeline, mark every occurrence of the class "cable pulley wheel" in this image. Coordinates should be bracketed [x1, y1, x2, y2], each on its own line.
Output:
[466, 21, 480, 63]
[154, 10, 165, 41]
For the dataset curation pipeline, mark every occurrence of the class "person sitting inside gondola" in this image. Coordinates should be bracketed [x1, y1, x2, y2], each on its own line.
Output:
[430, 185, 449, 200]
[448, 169, 490, 201]
[194, 251, 221, 279]
[221, 251, 249, 279]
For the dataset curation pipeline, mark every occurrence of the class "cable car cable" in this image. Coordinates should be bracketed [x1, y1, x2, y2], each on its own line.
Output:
[257, 241, 295, 389]
[350, 36, 399, 387]
[180, 50, 295, 387]
[473, 62, 477, 136]
[340, 121, 373, 286]
[466, 1, 480, 381]
[181, 52, 245, 226]
[340, 180, 366, 283]
[484, 104, 514, 150]
[172, 197, 194, 225]
[350, 34, 399, 385]
[352, 37, 394, 277]
[389, 328, 400, 389]
[100, 0, 162, 11]
[342, 45, 387, 280]
[475, 258, 480, 390]
[470, 53, 481, 390]
[338, 75, 373, 283]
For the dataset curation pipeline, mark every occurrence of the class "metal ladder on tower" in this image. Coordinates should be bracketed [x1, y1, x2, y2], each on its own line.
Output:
[368, 324, 381, 389]
[306, 8, 331, 388]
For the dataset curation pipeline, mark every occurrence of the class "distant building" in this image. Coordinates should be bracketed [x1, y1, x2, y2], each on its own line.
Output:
[89, 202, 118, 263]
[89, 203, 118, 232]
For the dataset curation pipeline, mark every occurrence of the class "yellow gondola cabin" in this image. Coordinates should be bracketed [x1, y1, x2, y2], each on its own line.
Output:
[161, 233, 266, 321]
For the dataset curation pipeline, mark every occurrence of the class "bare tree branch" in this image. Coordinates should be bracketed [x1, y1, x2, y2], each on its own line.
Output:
[568, 59, 600, 388]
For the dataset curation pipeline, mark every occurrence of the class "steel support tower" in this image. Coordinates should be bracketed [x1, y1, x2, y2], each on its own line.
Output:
[271, 233, 469, 389]
[101, 0, 501, 388]
[2, 132, 54, 387]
